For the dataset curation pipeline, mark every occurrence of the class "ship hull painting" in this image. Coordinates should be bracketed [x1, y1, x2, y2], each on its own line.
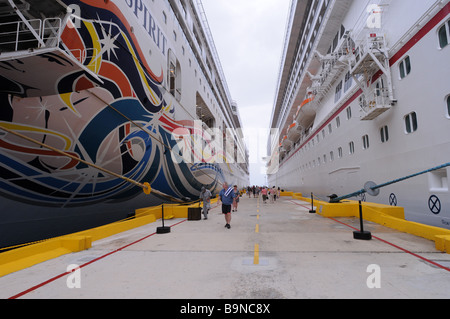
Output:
[0, 0, 236, 248]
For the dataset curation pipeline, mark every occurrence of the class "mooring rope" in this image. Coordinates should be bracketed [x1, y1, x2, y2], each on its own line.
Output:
[0, 124, 187, 203]
[330, 162, 450, 203]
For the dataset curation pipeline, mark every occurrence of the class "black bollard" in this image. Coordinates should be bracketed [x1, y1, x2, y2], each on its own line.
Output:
[157, 204, 171, 234]
[353, 201, 371, 240]
[309, 192, 316, 214]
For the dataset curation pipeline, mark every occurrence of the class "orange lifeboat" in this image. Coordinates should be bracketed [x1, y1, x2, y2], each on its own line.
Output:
[295, 95, 316, 129]
[281, 135, 293, 151]
[287, 121, 301, 143]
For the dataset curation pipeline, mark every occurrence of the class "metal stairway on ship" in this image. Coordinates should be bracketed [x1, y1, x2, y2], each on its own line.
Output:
[349, 32, 397, 121]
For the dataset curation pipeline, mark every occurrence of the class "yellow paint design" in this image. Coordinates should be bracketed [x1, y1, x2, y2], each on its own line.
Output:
[122, 34, 161, 106]
[84, 21, 102, 74]
[255, 224, 259, 233]
[59, 93, 80, 117]
[0, 122, 72, 150]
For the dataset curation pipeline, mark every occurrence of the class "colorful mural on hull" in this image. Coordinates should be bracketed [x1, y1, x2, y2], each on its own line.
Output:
[0, 0, 223, 213]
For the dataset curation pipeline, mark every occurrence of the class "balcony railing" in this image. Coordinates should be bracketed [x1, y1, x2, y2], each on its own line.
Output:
[0, 18, 61, 53]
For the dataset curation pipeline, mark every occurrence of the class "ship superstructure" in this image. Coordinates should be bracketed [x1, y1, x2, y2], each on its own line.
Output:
[268, 0, 450, 229]
[0, 0, 249, 249]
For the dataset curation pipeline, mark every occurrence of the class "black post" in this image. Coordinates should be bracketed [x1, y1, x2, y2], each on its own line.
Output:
[353, 201, 371, 240]
[309, 192, 316, 214]
[157, 203, 171, 234]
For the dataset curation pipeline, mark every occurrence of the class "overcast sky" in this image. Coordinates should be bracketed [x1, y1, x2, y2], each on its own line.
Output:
[201, 0, 290, 185]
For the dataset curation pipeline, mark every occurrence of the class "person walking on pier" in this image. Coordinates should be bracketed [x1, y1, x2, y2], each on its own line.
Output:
[232, 185, 240, 212]
[200, 187, 212, 220]
[219, 182, 235, 229]
[261, 187, 268, 204]
[269, 186, 276, 203]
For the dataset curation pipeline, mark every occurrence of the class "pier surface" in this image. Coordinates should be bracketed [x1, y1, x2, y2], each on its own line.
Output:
[1, 196, 450, 299]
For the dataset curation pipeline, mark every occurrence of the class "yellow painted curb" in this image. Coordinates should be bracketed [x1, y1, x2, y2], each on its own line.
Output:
[292, 194, 450, 254]
[435, 235, 450, 254]
[0, 198, 219, 277]
[0, 236, 92, 278]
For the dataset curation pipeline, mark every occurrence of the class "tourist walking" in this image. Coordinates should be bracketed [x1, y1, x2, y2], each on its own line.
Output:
[261, 187, 268, 204]
[219, 182, 235, 229]
[199, 186, 212, 220]
[269, 186, 276, 203]
[232, 185, 240, 212]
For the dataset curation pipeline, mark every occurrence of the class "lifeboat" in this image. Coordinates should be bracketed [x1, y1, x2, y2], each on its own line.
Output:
[287, 121, 302, 143]
[295, 95, 316, 129]
[281, 135, 293, 151]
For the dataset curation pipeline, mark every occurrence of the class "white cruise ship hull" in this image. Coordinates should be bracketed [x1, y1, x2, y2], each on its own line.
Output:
[269, 0, 450, 229]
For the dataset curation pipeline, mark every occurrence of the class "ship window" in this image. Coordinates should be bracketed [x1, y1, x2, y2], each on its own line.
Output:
[335, 81, 343, 102]
[338, 147, 343, 158]
[446, 95, 450, 118]
[336, 116, 341, 128]
[404, 112, 418, 134]
[332, 32, 339, 51]
[362, 135, 370, 150]
[438, 20, 450, 49]
[330, 151, 334, 161]
[380, 125, 389, 143]
[399, 56, 411, 79]
[349, 141, 355, 154]
[341, 25, 346, 39]
[344, 71, 353, 92]
[168, 49, 182, 102]
[346, 107, 352, 120]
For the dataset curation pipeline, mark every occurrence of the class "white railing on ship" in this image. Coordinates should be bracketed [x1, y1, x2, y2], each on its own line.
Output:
[0, 18, 61, 52]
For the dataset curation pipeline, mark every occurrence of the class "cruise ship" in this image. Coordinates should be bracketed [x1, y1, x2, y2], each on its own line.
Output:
[0, 0, 249, 249]
[268, 0, 450, 229]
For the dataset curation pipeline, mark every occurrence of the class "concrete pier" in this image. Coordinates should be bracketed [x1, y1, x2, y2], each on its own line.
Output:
[1, 195, 450, 299]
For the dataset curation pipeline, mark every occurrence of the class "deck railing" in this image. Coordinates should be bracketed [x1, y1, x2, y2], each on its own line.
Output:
[0, 18, 61, 52]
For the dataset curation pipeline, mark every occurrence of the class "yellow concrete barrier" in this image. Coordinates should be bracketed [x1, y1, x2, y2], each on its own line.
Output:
[0, 198, 220, 277]
[280, 191, 293, 197]
[0, 236, 92, 277]
[435, 235, 450, 254]
[290, 193, 450, 254]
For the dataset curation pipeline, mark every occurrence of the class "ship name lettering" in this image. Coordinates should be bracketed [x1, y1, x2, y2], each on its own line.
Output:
[125, 0, 168, 56]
